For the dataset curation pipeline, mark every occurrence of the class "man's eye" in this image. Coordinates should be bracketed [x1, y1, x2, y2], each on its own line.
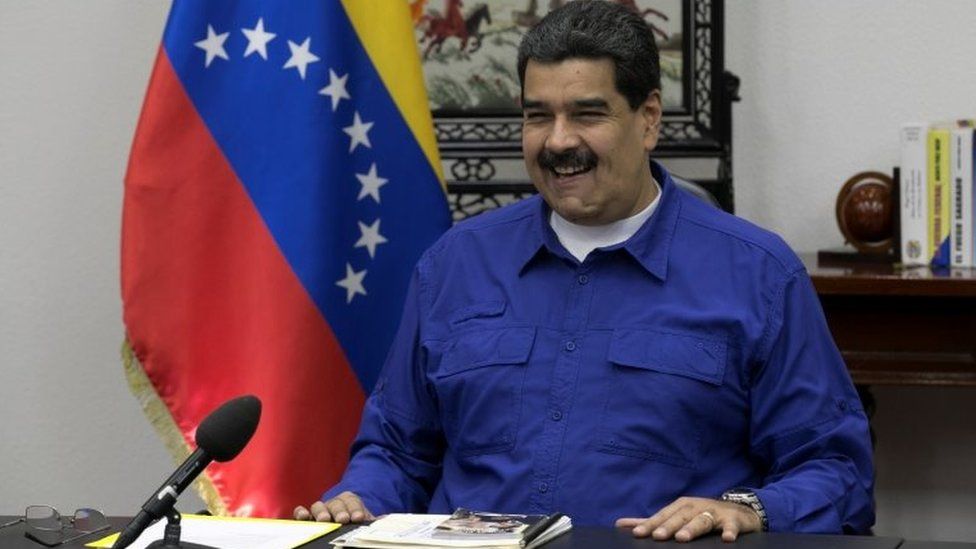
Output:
[524, 112, 550, 121]
[577, 111, 605, 118]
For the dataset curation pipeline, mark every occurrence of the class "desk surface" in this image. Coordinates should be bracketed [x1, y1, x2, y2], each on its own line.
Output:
[2, 516, 969, 549]
[802, 253, 976, 297]
[545, 528, 902, 548]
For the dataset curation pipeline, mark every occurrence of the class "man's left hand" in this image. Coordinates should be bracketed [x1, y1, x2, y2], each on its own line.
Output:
[615, 497, 762, 542]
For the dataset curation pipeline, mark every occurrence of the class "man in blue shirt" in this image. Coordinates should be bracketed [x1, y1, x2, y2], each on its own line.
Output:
[295, 0, 874, 541]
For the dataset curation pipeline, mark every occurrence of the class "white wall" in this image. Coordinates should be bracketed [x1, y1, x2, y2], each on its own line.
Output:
[0, 0, 205, 514]
[1, 0, 973, 542]
[727, 2, 976, 543]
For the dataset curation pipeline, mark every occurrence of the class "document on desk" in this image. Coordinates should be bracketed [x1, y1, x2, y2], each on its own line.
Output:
[86, 514, 339, 549]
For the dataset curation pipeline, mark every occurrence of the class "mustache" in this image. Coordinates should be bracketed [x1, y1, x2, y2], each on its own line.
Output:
[538, 147, 598, 171]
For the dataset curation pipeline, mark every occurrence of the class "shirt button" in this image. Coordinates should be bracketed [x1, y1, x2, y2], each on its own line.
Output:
[551, 410, 562, 421]
[538, 482, 549, 493]
[564, 341, 576, 352]
[578, 274, 589, 285]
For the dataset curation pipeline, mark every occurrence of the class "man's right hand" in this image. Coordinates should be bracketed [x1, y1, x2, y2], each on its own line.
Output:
[293, 491, 374, 524]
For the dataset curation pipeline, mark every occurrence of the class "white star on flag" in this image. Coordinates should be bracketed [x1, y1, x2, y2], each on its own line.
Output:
[355, 219, 388, 258]
[194, 25, 230, 68]
[355, 163, 388, 203]
[241, 18, 276, 60]
[283, 37, 319, 80]
[343, 112, 374, 152]
[336, 263, 367, 303]
[318, 69, 351, 112]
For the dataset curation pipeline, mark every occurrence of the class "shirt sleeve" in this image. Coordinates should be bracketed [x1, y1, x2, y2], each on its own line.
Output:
[747, 269, 875, 534]
[322, 265, 444, 514]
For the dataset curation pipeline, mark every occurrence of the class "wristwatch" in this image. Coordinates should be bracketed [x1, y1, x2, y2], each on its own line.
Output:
[721, 489, 769, 531]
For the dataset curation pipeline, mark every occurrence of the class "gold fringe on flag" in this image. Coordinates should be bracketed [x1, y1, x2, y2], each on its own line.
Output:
[122, 339, 228, 516]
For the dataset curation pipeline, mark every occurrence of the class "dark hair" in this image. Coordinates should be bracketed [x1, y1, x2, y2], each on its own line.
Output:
[517, 0, 661, 110]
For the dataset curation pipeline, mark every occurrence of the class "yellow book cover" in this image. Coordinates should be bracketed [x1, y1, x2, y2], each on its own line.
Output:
[927, 127, 951, 266]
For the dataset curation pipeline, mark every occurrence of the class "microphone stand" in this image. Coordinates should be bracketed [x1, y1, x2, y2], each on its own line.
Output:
[145, 509, 217, 549]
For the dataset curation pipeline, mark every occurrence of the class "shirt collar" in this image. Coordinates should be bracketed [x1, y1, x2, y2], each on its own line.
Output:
[513, 196, 553, 274]
[516, 160, 682, 281]
[618, 160, 680, 281]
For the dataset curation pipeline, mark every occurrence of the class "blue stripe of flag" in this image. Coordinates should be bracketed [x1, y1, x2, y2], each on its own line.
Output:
[161, 0, 450, 391]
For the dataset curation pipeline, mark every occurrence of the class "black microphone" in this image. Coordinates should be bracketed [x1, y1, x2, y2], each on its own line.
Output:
[112, 395, 262, 549]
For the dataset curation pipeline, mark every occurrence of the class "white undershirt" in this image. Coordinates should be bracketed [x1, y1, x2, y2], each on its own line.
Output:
[549, 177, 662, 262]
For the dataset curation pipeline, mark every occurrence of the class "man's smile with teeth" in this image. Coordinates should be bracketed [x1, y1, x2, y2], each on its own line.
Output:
[551, 164, 592, 177]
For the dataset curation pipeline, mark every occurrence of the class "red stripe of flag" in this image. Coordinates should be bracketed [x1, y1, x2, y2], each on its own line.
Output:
[122, 47, 364, 517]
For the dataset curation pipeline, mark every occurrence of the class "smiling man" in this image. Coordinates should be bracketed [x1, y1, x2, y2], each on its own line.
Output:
[296, 0, 874, 542]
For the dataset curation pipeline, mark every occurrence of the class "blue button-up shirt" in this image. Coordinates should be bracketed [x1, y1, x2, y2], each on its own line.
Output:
[325, 162, 875, 533]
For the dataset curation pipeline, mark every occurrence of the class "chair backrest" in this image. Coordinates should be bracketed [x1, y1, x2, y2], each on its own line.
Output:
[672, 176, 721, 209]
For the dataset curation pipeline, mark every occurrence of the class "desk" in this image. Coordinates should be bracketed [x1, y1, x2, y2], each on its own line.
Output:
[899, 543, 976, 548]
[0, 516, 948, 549]
[802, 255, 976, 386]
[546, 528, 902, 548]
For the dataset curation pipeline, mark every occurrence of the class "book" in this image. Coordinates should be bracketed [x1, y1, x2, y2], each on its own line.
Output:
[900, 123, 929, 265]
[928, 125, 952, 267]
[950, 125, 974, 267]
[330, 510, 572, 549]
[970, 125, 976, 268]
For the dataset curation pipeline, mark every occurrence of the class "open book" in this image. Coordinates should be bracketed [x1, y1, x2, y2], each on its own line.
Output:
[330, 509, 572, 549]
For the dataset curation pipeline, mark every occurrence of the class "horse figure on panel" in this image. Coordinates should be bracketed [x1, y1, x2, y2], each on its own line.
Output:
[420, 0, 493, 58]
[462, 4, 492, 53]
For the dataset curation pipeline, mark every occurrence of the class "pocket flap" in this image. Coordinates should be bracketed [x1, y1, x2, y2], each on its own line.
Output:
[439, 327, 535, 376]
[608, 329, 726, 385]
[449, 300, 506, 325]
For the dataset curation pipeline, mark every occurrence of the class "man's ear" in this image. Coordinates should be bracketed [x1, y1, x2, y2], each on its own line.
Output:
[641, 89, 663, 150]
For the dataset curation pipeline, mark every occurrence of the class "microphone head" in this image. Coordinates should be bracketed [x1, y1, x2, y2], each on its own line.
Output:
[195, 395, 262, 462]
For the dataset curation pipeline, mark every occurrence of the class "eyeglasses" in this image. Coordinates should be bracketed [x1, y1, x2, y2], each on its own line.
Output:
[0, 505, 110, 547]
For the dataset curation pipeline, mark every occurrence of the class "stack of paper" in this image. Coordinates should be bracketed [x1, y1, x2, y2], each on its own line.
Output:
[86, 514, 339, 549]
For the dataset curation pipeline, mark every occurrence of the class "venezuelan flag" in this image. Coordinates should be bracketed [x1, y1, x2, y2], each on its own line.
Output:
[121, 0, 450, 518]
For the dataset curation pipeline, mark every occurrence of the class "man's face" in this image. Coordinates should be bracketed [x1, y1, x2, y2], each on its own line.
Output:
[521, 58, 662, 226]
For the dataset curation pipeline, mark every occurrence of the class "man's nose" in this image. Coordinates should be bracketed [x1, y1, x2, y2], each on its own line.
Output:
[545, 117, 581, 152]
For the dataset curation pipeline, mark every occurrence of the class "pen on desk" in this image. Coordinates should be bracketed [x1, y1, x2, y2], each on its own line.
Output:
[520, 513, 564, 547]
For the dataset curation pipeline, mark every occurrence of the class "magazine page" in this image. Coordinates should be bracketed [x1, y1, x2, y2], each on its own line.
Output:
[433, 509, 547, 540]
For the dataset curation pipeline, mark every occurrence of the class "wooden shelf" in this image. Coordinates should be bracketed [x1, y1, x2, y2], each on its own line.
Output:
[802, 254, 976, 386]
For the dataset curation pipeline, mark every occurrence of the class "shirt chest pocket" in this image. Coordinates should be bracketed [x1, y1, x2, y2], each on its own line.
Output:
[433, 327, 536, 456]
[597, 329, 727, 469]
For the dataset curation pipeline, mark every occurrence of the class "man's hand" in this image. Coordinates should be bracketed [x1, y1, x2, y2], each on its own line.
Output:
[293, 491, 374, 524]
[615, 497, 762, 543]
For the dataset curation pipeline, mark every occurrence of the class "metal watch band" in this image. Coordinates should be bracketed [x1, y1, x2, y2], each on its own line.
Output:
[721, 489, 769, 531]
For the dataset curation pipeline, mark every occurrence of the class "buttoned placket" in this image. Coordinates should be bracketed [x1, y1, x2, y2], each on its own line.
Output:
[529, 257, 595, 511]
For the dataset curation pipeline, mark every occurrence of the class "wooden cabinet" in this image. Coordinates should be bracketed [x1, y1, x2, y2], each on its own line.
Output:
[803, 254, 976, 386]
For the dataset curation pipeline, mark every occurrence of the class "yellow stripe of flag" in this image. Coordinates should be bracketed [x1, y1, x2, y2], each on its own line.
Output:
[341, 0, 445, 186]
